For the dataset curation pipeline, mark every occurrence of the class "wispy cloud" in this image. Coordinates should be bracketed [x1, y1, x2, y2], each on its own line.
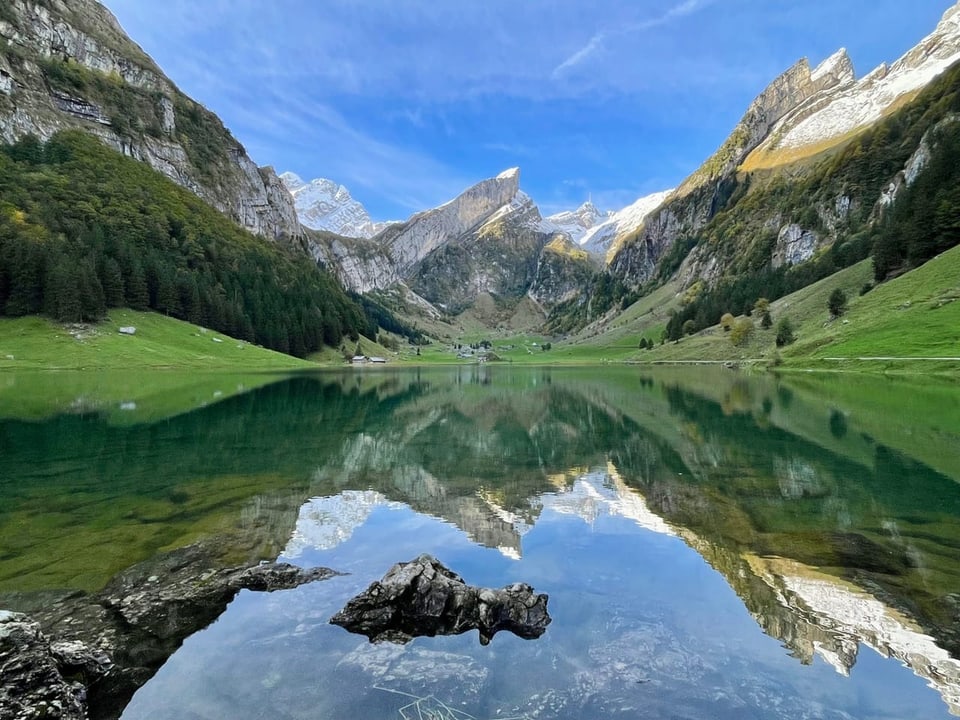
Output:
[552, 32, 606, 78]
[552, 0, 712, 79]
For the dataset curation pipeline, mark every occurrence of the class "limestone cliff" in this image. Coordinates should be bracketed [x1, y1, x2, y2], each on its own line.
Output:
[0, 0, 300, 240]
[310, 168, 576, 315]
[406, 188, 554, 313]
[528, 235, 598, 308]
[307, 230, 399, 294]
[378, 168, 523, 279]
[679, 51, 854, 195]
[609, 4, 960, 291]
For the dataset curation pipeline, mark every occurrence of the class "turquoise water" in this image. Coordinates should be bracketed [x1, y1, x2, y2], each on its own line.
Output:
[2, 367, 959, 718]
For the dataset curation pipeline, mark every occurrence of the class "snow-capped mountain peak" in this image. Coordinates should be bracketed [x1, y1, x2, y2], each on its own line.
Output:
[757, 1, 960, 155]
[543, 201, 612, 244]
[544, 190, 674, 258]
[280, 172, 391, 239]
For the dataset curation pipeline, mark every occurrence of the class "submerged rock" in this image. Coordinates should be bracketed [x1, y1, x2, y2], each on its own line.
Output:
[0, 543, 339, 720]
[330, 554, 551, 646]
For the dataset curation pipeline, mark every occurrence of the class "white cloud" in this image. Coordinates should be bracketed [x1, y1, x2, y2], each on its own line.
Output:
[552, 32, 606, 78]
[552, 0, 713, 79]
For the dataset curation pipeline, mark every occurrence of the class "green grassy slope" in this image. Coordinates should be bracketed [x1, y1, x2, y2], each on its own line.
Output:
[785, 245, 960, 363]
[0, 309, 314, 371]
[595, 244, 960, 372]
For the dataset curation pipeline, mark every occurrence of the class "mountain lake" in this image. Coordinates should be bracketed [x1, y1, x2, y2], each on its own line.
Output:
[1, 366, 959, 719]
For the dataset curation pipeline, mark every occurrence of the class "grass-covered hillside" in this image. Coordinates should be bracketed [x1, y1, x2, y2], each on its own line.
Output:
[0, 309, 313, 371]
[0, 131, 368, 357]
[611, 243, 960, 373]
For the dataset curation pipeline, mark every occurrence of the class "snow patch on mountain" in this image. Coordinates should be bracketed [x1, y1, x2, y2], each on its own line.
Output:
[280, 172, 392, 239]
[579, 190, 674, 256]
[543, 201, 612, 244]
[770, 2, 960, 151]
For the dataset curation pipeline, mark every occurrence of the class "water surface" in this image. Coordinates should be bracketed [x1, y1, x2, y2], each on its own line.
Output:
[2, 367, 959, 718]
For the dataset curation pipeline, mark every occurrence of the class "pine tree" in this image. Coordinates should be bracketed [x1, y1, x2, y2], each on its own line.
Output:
[99, 256, 125, 307]
[44, 255, 81, 322]
[77, 260, 106, 321]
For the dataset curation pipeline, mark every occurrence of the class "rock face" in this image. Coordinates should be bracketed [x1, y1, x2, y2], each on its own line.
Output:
[406, 189, 554, 313]
[773, 224, 819, 268]
[681, 50, 855, 194]
[0, 611, 90, 720]
[608, 4, 960, 292]
[330, 555, 551, 646]
[280, 173, 391, 239]
[606, 47, 853, 287]
[877, 113, 960, 212]
[528, 235, 598, 307]
[757, 2, 960, 156]
[309, 168, 569, 313]
[579, 189, 674, 259]
[381, 168, 523, 279]
[0, 543, 338, 720]
[0, 0, 300, 241]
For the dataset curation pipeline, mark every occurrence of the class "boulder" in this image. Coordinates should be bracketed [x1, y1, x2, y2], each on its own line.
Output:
[330, 554, 550, 646]
[0, 611, 91, 720]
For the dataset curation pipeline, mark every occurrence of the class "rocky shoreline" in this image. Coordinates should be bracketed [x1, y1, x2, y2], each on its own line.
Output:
[0, 542, 338, 720]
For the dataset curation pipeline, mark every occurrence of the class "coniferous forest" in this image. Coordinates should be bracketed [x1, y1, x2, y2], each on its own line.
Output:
[0, 131, 373, 356]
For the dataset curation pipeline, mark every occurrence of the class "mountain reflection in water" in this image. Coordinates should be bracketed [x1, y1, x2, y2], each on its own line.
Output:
[3, 366, 960, 718]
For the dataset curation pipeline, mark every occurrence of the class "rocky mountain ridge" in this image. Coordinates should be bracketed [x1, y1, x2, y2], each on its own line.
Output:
[308, 167, 593, 314]
[608, 1, 960, 291]
[543, 201, 610, 245]
[280, 172, 390, 239]
[0, 0, 300, 240]
[752, 2, 960, 161]
[578, 189, 675, 259]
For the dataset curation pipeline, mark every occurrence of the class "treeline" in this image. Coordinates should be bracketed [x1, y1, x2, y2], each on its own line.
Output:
[0, 131, 372, 356]
[352, 293, 425, 345]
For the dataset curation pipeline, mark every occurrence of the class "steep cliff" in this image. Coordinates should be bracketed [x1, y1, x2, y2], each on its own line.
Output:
[378, 167, 523, 279]
[308, 168, 578, 316]
[680, 51, 855, 194]
[750, 3, 960, 165]
[609, 2, 960, 293]
[528, 235, 598, 308]
[0, 0, 300, 240]
[407, 189, 555, 313]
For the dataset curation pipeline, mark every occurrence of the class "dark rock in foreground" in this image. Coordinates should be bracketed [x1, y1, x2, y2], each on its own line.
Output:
[330, 554, 550, 645]
[0, 543, 339, 720]
[0, 611, 94, 720]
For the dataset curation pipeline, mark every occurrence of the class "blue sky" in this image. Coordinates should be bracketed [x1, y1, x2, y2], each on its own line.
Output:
[103, 0, 955, 221]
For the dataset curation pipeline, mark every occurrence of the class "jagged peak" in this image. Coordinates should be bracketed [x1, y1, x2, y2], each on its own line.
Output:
[861, 62, 890, 84]
[761, 57, 811, 94]
[279, 171, 305, 190]
[811, 48, 855, 86]
[939, 0, 960, 30]
[497, 167, 521, 181]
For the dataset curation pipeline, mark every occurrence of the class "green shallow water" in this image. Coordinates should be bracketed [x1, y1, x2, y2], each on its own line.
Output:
[2, 366, 959, 718]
